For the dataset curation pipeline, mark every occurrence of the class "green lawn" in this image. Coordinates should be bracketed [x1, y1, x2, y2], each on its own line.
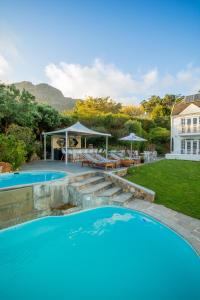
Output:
[125, 160, 200, 219]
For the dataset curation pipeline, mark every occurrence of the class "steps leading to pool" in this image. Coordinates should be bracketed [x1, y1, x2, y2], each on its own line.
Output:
[70, 176, 105, 190]
[68, 173, 135, 208]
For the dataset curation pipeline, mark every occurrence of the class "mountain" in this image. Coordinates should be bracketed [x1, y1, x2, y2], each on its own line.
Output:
[14, 81, 78, 111]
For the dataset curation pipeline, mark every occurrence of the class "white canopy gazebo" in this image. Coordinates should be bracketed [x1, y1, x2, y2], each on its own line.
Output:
[42, 122, 111, 164]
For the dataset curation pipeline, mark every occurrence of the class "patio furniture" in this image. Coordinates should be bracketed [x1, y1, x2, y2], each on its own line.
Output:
[93, 153, 120, 168]
[81, 154, 115, 170]
[120, 159, 135, 167]
[109, 153, 134, 167]
[119, 133, 146, 157]
[143, 151, 157, 162]
[127, 150, 141, 164]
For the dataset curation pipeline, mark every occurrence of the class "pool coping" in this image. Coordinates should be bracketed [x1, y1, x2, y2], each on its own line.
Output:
[125, 200, 200, 256]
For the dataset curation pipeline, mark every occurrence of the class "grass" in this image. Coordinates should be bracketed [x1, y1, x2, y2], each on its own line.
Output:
[125, 160, 200, 219]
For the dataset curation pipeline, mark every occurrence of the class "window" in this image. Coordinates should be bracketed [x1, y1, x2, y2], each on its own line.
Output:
[193, 141, 197, 154]
[193, 118, 197, 125]
[187, 119, 191, 132]
[181, 140, 185, 154]
[193, 118, 197, 132]
[186, 140, 191, 154]
[181, 118, 185, 133]
[181, 118, 185, 126]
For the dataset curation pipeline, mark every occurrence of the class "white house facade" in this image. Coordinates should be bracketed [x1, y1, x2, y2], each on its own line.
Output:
[166, 94, 200, 161]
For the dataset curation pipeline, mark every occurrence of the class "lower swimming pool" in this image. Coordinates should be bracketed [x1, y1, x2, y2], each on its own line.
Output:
[0, 207, 199, 300]
[0, 171, 67, 189]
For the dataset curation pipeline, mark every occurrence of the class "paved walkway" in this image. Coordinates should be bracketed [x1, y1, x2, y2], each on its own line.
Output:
[21, 160, 100, 174]
[126, 200, 200, 255]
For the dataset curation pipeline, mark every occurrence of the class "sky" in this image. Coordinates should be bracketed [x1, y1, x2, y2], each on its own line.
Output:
[0, 0, 200, 104]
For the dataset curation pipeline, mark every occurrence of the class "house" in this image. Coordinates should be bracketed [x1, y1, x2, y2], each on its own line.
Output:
[166, 93, 200, 161]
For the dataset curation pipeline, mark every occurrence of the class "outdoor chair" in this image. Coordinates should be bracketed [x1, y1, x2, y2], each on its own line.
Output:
[81, 154, 115, 170]
[92, 153, 120, 168]
[109, 153, 134, 167]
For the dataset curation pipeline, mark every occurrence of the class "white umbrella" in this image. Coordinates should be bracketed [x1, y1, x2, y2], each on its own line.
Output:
[119, 133, 147, 157]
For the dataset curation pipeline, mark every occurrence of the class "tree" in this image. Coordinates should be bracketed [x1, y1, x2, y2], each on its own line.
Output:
[141, 94, 183, 117]
[149, 127, 170, 154]
[149, 127, 170, 143]
[141, 95, 161, 114]
[0, 134, 27, 169]
[120, 105, 144, 117]
[34, 104, 61, 137]
[124, 120, 143, 136]
[73, 96, 122, 116]
[151, 104, 165, 119]
[0, 84, 37, 132]
[7, 124, 37, 159]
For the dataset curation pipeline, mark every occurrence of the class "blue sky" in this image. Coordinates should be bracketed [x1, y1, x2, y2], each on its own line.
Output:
[0, 0, 200, 103]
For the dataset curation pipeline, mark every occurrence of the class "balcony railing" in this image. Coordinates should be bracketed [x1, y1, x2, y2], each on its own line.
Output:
[178, 125, 200, 134]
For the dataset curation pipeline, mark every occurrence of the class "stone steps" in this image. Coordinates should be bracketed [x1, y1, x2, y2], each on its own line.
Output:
[68, 173, 135, 209]
[112, 192, 133, 206]
[80, 181, 113, 195]
[70, 176, 104, 190]
[96, 186, 122, 197]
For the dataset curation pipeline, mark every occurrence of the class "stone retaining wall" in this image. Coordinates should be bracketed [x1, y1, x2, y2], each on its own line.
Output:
[0, 177, 69, 229]
[103, 172, 155, 202]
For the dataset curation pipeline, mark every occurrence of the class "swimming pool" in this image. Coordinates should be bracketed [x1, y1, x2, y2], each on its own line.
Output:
[0, 171, 67, 189]
[0, 206, 199, 300]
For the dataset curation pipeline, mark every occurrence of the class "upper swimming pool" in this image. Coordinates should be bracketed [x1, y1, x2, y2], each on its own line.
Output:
[0, 171, 67, 189]
[0, 206, 199, 300]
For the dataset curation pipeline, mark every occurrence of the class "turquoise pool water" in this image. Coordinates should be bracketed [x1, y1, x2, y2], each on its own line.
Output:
[0, 171, 67, 188]
[0, 207, 199, 300]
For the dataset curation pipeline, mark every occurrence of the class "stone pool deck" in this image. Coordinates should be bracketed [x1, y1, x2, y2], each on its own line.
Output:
[126, 200, 200, 255]
[21, 160, 120, 174]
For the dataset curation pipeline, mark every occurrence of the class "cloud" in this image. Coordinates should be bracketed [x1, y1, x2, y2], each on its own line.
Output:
[0, 29, 22, 82]
[0, 29, 20, 60]
[45, 59, 139, 101]
[0, 53, 10, 77]
[45, 59, 200, 103]
[143, 68, 158, 87]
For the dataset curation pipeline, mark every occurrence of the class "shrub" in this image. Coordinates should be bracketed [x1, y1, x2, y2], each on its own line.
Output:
[7, 124, 37, 159]
[0, 134, 27, 170]
[149, 127, 170, 154]
[124, 120, 143, 136]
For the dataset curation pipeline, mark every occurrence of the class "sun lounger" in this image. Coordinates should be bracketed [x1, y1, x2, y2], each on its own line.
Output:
[81, 154, 115, 170]
[93, 153, 120, 168]
[109, 153, 134, 167]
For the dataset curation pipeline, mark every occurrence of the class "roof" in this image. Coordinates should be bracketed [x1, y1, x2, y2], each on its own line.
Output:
[172, 97, 200, 116]
[42, 121, 111, 137]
